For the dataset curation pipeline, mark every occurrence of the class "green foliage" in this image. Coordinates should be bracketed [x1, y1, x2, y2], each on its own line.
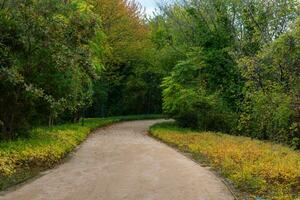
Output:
[233, 0, 300, 56]
[158, 0, 242, 132]
[0, 0, 165, 140]
[155, 0, 300, 147]
[85, 0, 164, 116]
[161, 50, 237, 131]
[238, 84, 293, 142]
[238, 18, 300, 147]
[0, 0, 104, 138]
[1, 0, 299, 152]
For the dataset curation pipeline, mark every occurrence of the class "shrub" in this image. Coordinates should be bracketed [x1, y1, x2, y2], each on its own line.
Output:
[150, 122, 300, 199]
[161, 51, 237, 132]
[238, 88, 294, 143]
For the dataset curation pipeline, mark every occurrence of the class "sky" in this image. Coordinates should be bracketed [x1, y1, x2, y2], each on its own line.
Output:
[136, 0, 159, 16]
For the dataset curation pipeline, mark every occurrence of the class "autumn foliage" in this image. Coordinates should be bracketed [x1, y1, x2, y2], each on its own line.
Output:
[150, 123, 300, 199]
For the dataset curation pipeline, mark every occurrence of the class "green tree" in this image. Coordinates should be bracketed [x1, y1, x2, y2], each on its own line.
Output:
[159, 0, 242, 130]
[0, 0, 103, 139]
[87, 0, 164, 116]
[238, 18, 300, 147]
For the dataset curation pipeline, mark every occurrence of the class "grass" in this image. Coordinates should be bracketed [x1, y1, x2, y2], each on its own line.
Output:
[149, 122, 300, 200]
[0, 114, 164, 190]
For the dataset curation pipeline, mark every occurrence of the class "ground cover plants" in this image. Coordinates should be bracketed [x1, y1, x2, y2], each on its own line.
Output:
[150, 122, 300, 200]
[0, 115, 163, 190]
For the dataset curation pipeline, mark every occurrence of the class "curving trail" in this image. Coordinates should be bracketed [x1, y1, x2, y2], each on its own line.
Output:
[0, 120, 234, 200]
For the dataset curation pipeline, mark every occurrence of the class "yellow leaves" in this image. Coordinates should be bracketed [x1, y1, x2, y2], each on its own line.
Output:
[150, 124, 300, 199]
[73, 0, 94, 13]
[53, 14, 69, 24]
[0, 157, 15, 176]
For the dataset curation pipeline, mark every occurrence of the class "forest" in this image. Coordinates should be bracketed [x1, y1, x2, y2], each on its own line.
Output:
[0, 0, 300, 199]
[1, 0, 299, 148]
[0, 0, 164, 139]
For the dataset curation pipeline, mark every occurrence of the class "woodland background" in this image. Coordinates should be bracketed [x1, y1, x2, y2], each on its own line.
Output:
[0, 0, 299, 149]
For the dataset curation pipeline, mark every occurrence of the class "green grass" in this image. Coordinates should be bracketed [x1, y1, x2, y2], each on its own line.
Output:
[0, 115, 164, 190]
[150, 122, 300, 200]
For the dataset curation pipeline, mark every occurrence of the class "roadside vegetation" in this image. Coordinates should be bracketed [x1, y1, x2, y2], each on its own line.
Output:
[1, 0, 300, 198]
[0, 115, 163, 190]
[157, 0, 300, 148]
[1, 0, 299, 146]
[150, 122, 300, 200]
[0, 0, 164, 140]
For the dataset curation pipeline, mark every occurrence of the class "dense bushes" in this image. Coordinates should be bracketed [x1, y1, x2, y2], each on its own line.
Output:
[155, 0, 244, 131]
[161, 52, 236, 131]
[0, 0, 299, 150]
[0, 0, 102, 139]
[238, 19, 300, 147]
[153, 0, 300, 147]
[0, 0, 164, 140]
[150, 122, 300, 199]
[86, 0, 164, 117]
[238, 88, 294, 142]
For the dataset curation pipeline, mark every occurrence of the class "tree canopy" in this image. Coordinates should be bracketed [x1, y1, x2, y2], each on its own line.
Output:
[0, 0, 299, 149]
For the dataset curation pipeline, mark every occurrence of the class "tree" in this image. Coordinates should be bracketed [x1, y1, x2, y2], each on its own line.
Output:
[156, 0, 300, 147]
[158, 0, 242, 130]
[0, 0, 103, 139]
[238, 18, 300, 147]
[87, 0, 163, 116]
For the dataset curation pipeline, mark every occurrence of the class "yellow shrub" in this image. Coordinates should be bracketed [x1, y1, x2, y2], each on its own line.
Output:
[150, 123, 300, 200]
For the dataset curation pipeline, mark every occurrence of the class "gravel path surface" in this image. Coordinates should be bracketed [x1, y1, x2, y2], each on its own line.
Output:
[0, 120, 234, 200]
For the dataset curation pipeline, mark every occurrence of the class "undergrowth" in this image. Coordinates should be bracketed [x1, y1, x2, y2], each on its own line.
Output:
[0, 115, 163, 190]
[150, 122, 300, 200]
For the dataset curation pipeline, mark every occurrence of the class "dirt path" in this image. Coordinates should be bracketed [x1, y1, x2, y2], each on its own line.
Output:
[0, 120, 234, 200]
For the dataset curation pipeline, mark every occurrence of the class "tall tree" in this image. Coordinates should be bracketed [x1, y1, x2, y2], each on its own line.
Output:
[0, 0, 103, 138]
[87, 0, 163, 116]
